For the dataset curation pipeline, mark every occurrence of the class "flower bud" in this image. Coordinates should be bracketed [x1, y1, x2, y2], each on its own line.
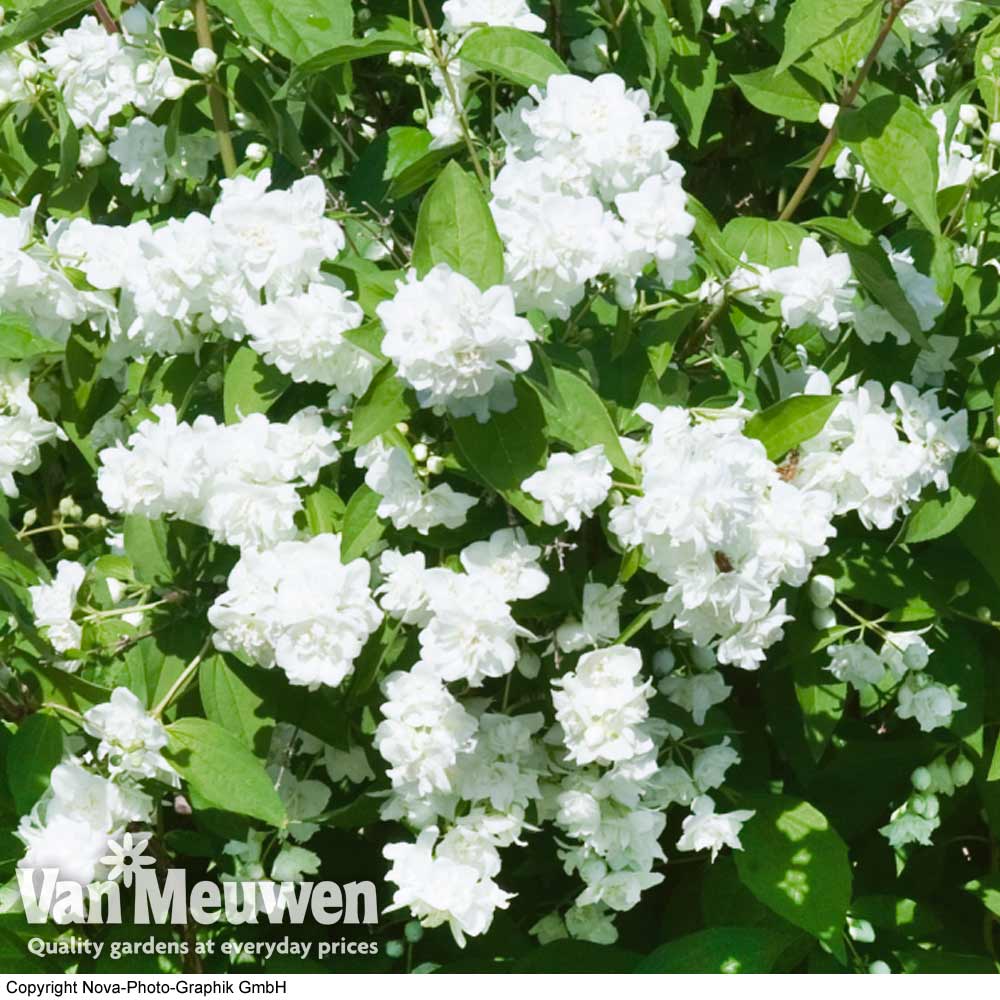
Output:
[959, 104, 980, 127]
[404, 920, 424, 943]
[818, 103, 839, 129]
[911, 766, 932, 792]
[951, 755, 974, 787]
[954, 579, 971, 597]
[516, 648, 540, 679]
[809, 574, 836, 608]
[78, 133, 107, 168]
[653, 649, 675, 676]
[21, 508, 37, 529]
[811, 606, 837, 631]
[691, 645, 715, 671]
[425, 455, 445, 475]
[977, 606, 992, 622]
[192, 47, 218, 75]
[245, 142, 268, 162]
[868, 961, 891, 975]
[233, 111, 251, 129]
[412, 443, 429, 463]
[163, 77, 187, 101]
[386, 940, 405, 959]
[989, 122, 1000, 145]
[61, 533, 79, 552]
[17, 59, 38, 81]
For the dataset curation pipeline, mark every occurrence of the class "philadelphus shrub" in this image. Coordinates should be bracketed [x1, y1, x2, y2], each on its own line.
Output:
[0, 0, 999, 978]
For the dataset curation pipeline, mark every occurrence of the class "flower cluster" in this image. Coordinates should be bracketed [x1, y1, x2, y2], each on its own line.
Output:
[492, 73, 695, 318]
[96, 404, 340, 550]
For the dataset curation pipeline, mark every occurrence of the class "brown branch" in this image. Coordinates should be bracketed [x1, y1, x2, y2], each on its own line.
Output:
[93, 2, 119, 33]
[778, 0, 912, 222]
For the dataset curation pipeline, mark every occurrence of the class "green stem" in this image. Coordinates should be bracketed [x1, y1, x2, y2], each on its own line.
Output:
[152, 637, 212, 719]
[192, 0, 238, 178]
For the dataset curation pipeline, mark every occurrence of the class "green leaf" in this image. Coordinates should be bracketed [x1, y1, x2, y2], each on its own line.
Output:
[294, 16, 420, 74]
[412, 162, 504, 290]
[208, 0, 353, 64]
[383, 127, 456, 199]
[458, 27, 568, 88]
[199, 654, 274, 753]
[722, 217, 806, 268]
[341, 484, 385, 562]
[735, 794, 852, 961]
[964, 875, 1000, 920]
[122, 515, 179, 586]
[777, 0, 880, 74]
[744, 395, 839, 461]
[347, 364, 413, 449]
[0, 0, 93, 52]
[813, 1, 881, 76]
[732, 68, 827, 123]
[302, 484, 345, 536]
[223, 346, 291, 425]
[165, 717, 287, 828]
[125, 635, 192, 713]
[664, 29, 718, 147]
[532, 367, 634, 477]
[839, 95, 942, 235]
[7, 714, 63, 814]
[451, 379, 547, 524]
[633, 927, 801, 974]
[903, 451, 987, 544]
[793, 655, 846, 762]
[0, 316, 62, 361]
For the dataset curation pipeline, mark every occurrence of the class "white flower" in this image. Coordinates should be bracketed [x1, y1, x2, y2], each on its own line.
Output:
[383, 827, 512, 946]
[209, 533, 383, 689]
[0, 363, 65, 498]
[556, 582, 624, 652]
[359, 438, 477, 534]
[896, 674, 966, 732]
[880, 632, 932, 679]
[374, 663, 478, 797]
[826, 641, 887, 689]
[442, 0, 546, 33]
[377, 266, 537, 422]
[552, 646, 653, 766]
[419, 574, 531, 686]
[29, 560, 85, 656]
[764, 238, 856, 334]
[459, 528, 549, 601]
[901, 0, 967, 45]
[83, 688, 175, 783]
[522, 446, 612, 529]
[244, 279, 373, 395]
[658, 669, 731, 725]
[676, 795, 755, 861]
[692, 739, 740, 792]
[210, 170, 345, 297]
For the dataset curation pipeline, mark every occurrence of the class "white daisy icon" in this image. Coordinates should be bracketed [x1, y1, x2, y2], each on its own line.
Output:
[100, 832, 155, 888]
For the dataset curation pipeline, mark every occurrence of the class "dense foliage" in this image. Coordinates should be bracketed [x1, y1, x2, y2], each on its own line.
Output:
[0, 0, 999, 976]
